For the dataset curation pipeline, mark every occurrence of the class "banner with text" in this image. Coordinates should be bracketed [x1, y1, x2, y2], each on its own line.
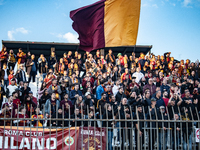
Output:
[77, 127, 106, 150]
[0, 126, 79, 150]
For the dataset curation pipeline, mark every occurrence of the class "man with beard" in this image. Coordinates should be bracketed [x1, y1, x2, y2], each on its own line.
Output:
[45, 93, 60, 119]
[147, 97, 157, 150]
[109, 95, 118, 112]
[134, 105, 145, 150]
[48, 79, 62, 101]
[71, 107, 83, 126]
[115, 86, 126, 103]
[31, 107, 44, 127]
[118, 98, 132, 150]
[28, 91, 38, 106]
[162, 90, 169, 107]
[157, 106, 169, 150]
[12, 91, 21, 107]
[52, 107, 69, 127]
[112, 79, 121, 97]
[8, 49, 16, 70]
[102, 103, 115, 150]
[60, 93, 73, 115]
[69, 84, 82, 105]
[6, 78, 17, 97]
[97, 92, 107, 114]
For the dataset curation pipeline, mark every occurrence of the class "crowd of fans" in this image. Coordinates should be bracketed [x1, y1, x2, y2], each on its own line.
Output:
[0, 46, 200, 149]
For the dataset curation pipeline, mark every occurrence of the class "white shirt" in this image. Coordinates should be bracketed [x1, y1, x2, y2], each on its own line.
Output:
[3, 68, 8, 80]
[7, 85, 18, 96]
[21, 70, 26, 81]
[112, 85, 120, 96]
[132, 72, 144, 83]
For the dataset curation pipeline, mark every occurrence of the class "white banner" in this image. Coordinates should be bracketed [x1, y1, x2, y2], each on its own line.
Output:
[196, 128, 200, 142]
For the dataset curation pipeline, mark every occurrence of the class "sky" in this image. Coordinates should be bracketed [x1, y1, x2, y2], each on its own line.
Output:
[0, 0, 200, 62]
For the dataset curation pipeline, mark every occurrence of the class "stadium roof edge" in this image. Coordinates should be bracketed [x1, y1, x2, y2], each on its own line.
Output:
[2, 40, 152, 48]
[2, 40, 152, 58]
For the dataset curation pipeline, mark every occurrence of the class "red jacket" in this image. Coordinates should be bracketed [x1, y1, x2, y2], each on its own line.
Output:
[143, 84, 156, 96]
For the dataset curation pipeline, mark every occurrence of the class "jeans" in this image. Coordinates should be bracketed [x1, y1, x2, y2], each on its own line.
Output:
[120, 128, 132, 150]
[4, 79, 9, 88]
[42, 73, 47, 80]
[172, 131, 181, 150]
[183, 132, 192, 150]
[108, 130, 113, 150]
[8, 62, 16, 70]
[148, 129, 157, 150]
[158, 130, 168, 150]
[135, 129, 145, 149]
[28, 72, 36, 83]
[116, 122, 120, 141]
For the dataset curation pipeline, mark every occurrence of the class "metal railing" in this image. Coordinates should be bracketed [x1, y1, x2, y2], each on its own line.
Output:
[0, 104, 200, 150]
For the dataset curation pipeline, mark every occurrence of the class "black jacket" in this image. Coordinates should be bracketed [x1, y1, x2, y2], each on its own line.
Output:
[115, 92, 126, 103]
[16, 70, 27, 84]
[102, 110, 114, 128]
[117, 104, 132, 127]
[21, 86, 31, 101]
[133, 112, 145, 131]
[48, 56, 57, 68]
[70, 113, 83, 126]
[52, 112, 69, 127]
[146, 107, 157, 128]
[38, 60, 48, 74]
[157, 111, 170, 129]
[84, 115, 97, 127]
[0, 69, 9, 80]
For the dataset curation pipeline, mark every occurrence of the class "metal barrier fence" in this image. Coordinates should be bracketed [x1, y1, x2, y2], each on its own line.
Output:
[0, 104, 200, 150]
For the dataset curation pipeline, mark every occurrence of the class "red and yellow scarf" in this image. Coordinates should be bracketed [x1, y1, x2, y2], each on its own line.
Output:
[52, 85, 59, 99]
